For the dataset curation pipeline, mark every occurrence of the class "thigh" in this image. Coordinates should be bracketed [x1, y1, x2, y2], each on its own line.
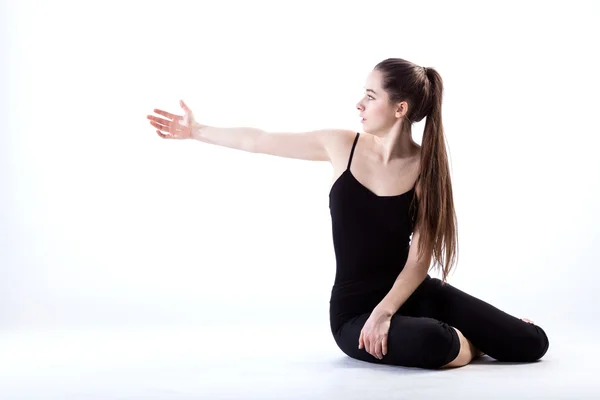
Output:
[332, 311, 460, 369]
[411, 277, 550, 362]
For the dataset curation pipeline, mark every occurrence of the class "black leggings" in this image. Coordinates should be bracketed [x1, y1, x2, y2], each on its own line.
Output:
[332, 275, 550, 369]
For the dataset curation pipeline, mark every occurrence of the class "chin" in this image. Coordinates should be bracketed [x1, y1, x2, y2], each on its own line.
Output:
[362, 125, 374, 135]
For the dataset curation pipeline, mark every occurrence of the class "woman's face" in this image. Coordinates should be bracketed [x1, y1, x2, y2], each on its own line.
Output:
[356, 69, 396, 133]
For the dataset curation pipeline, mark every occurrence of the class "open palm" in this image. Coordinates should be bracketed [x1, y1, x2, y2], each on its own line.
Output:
[147, 100, 197, 140]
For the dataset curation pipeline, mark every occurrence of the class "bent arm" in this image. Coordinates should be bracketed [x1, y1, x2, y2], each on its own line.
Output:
[375, 229, 431, 317]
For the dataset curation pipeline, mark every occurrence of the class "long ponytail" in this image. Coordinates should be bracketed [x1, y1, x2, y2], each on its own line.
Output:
[415, 68, 458, 285]
[375, 59, 458, 285]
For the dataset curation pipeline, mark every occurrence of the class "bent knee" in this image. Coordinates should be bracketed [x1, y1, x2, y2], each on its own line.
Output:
[523, 324, 550, 361]
[497, 324, 550, 362]
[413, 320, 462, 369]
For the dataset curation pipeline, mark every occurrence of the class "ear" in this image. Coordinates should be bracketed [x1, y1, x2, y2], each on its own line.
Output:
[395, 101, 409, 118]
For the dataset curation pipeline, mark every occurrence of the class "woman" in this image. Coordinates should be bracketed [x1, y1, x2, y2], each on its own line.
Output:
[147, 58, 549, 370]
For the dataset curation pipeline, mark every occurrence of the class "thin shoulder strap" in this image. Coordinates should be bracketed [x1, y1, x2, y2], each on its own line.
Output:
[347, 132, 360, 170]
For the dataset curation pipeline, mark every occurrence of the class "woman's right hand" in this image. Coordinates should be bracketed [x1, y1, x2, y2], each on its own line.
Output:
[147, 99, 200, 140]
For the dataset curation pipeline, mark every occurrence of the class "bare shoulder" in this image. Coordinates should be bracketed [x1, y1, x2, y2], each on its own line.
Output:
[326, 129, 360, 170]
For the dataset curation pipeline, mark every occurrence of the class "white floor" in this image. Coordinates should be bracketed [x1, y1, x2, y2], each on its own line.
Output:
[1, 320, 598, 399]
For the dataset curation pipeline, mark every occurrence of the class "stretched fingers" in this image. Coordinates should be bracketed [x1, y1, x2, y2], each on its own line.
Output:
[149, 120, 176, 137]
[149, 119, 168, 131]
[147, 115, 178, 127]
[150, 121, 178, 138]
[153, 109, 183, 120]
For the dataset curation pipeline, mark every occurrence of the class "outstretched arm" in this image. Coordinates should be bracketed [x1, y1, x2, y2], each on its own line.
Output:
[196, 126, 351, 162]
[149, 100, 352, 162]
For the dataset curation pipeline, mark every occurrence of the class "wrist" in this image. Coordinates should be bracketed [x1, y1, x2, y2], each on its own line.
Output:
[191, 123, 203, 140]
[374, 304, 394, 318]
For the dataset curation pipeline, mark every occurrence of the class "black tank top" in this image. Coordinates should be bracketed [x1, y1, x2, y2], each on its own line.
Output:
[328, 132, 418, 335]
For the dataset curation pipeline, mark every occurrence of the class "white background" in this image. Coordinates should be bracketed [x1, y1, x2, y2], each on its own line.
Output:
[1, 0, 599, 398]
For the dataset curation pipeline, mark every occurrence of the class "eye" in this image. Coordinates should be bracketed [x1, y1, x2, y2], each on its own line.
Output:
[366, 95, 374, 100]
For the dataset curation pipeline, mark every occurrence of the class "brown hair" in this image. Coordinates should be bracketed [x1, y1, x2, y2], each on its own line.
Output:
[374, 58, 457, 285]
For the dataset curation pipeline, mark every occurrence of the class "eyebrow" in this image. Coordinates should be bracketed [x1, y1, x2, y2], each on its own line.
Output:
[365, 89, 377, 95]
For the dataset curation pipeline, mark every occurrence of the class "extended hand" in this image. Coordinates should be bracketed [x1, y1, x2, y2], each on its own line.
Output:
[358, 309, 392, 360]
[147, 99, 198, 140]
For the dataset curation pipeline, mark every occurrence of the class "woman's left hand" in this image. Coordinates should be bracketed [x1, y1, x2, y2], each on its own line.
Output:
[358, 309, 392, 360]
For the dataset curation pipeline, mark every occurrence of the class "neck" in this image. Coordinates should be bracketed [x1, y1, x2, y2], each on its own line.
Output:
[368, 120, 417, 165]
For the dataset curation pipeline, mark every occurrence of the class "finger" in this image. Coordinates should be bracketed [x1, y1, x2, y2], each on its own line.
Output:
[180, 100, 195, 121]
[153, 109, 183, 120]
[371, 339, 378, 359]
[148, 115, 176, 126]
[150, 119, 186, 135]
[375, 341, 383, 359]
[358, 332, 363, 349]
[382, 337, 388, 357]
[149, 120, 172, 133]
[156, 129, 172, 139]
[180, 100, 194, 117]
[151, 122, 177, 138]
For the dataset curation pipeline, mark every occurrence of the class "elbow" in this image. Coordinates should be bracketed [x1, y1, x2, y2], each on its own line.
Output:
[405, 260, 430, 280]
